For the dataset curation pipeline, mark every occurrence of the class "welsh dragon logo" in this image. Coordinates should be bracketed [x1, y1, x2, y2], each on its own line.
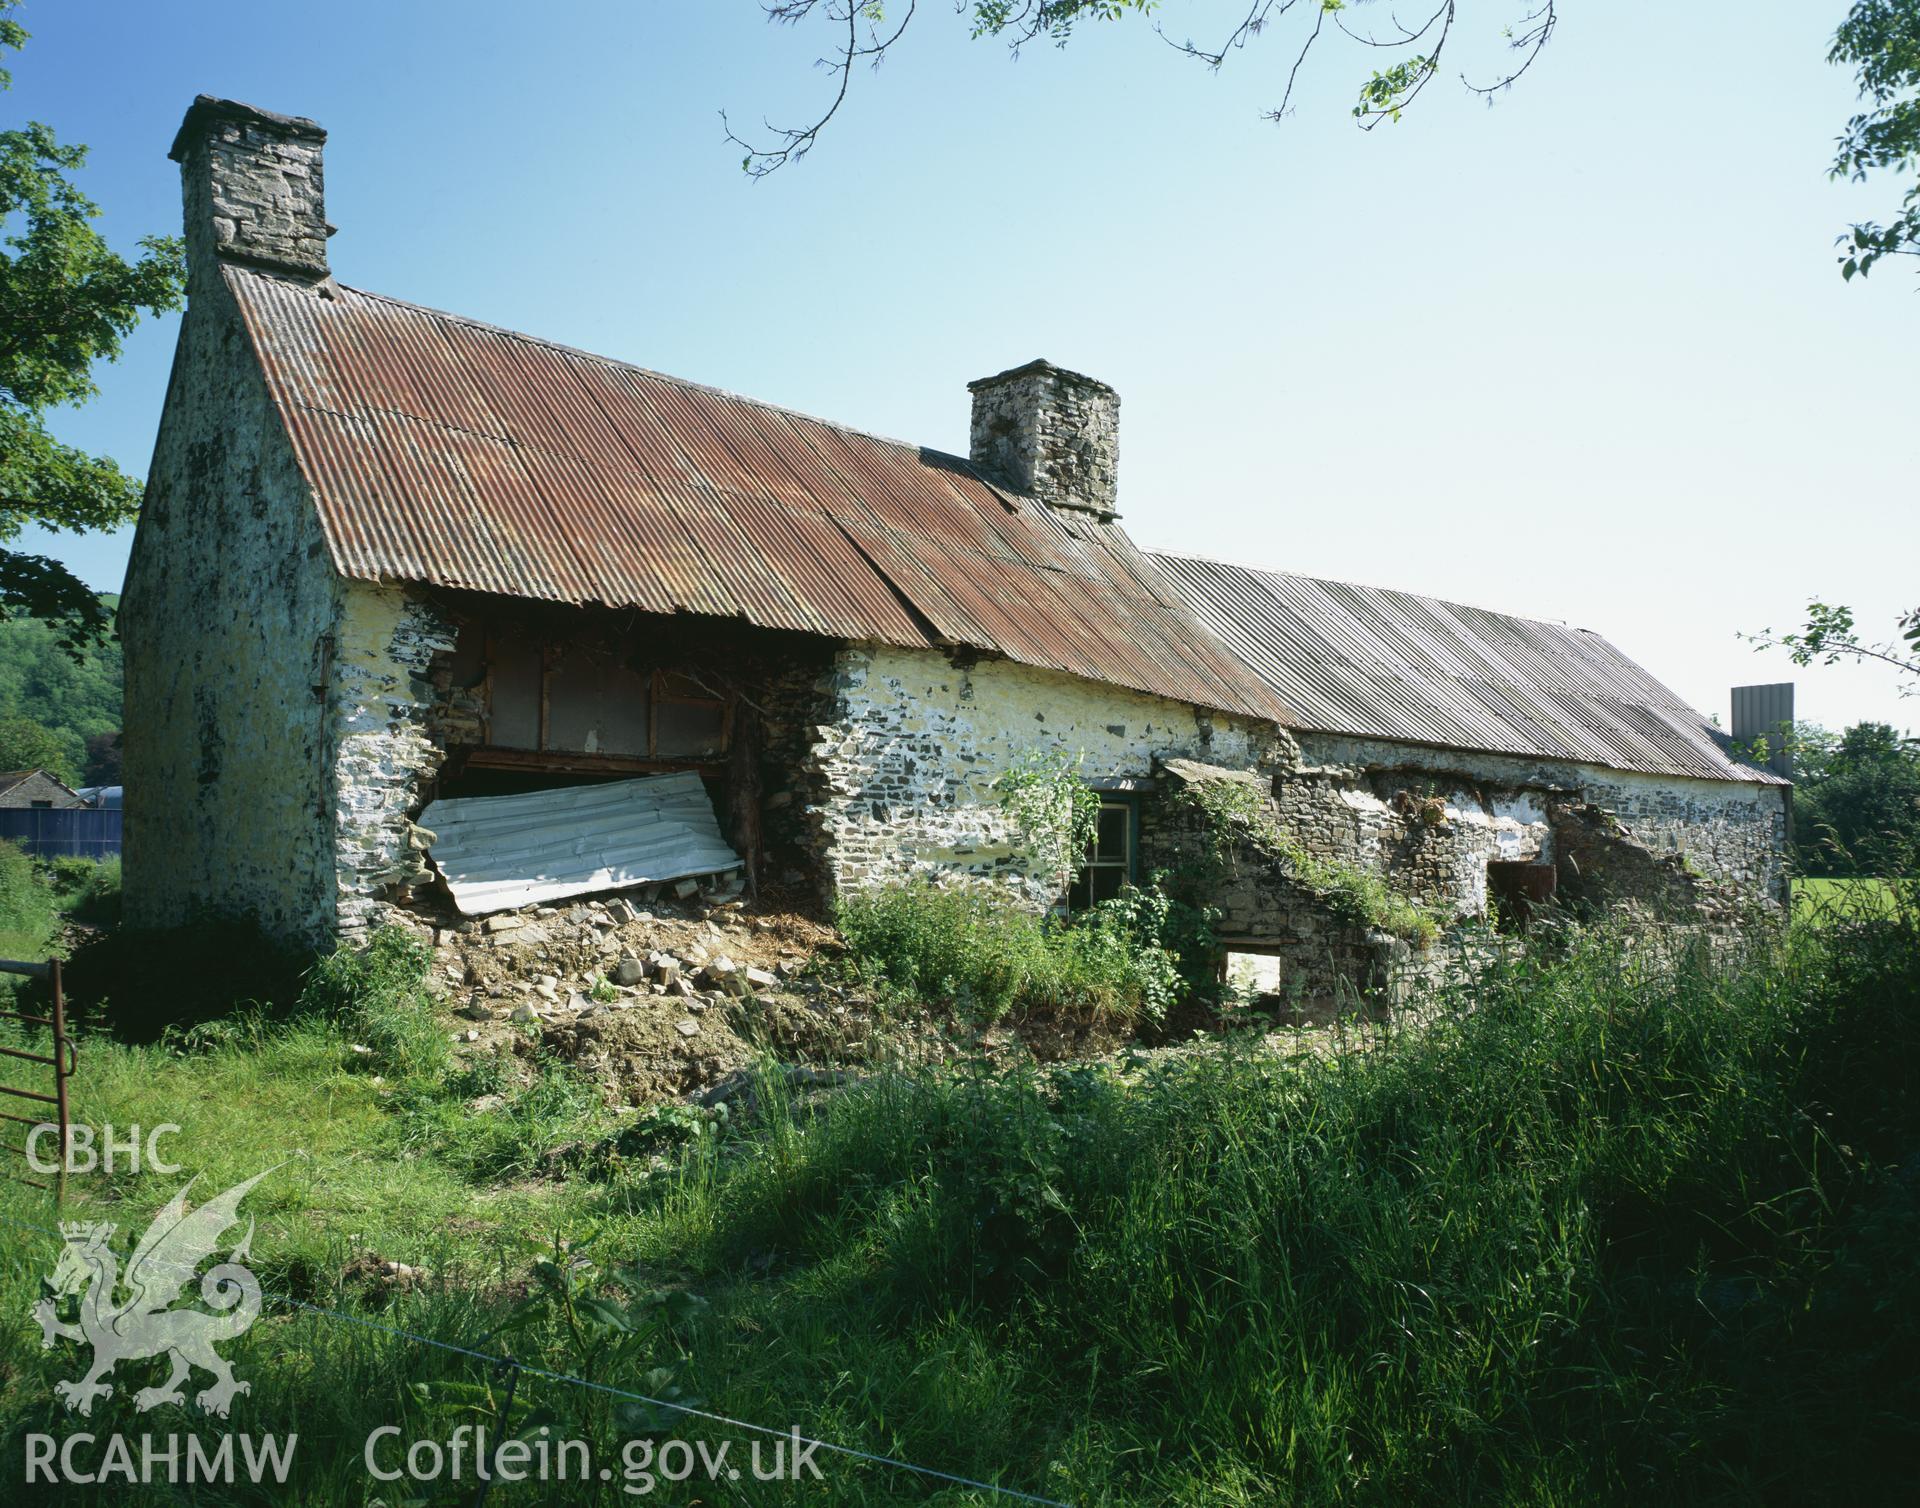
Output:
[31, 1167, 277, 1418]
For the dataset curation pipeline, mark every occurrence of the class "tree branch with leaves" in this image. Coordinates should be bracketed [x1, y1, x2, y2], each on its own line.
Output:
[721, 0, 1559, 173]
[725, 0, 1563, 176]
[1743, 602, 1920, 694]
[733, 0, 1920, 288]
[1832, 0, 1920, 279]
[0, 4, 184, 655]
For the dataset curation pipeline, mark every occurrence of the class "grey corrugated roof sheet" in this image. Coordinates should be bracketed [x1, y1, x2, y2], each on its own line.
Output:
[421, 772, 741, 915]
[1151, 554, 1786, 786]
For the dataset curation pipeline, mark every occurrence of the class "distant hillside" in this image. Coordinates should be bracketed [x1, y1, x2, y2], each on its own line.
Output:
[0, 598, 123, 785]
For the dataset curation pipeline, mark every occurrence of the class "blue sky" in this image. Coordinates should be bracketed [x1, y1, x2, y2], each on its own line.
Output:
[12, 0, 1916, 735]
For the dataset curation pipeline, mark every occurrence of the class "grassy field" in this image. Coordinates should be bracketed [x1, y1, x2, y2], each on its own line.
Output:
[0, 885, 1916, 1504]
[1793, 875, 1905, 919]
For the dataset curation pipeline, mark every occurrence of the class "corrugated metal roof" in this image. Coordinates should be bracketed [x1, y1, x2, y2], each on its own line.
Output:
[1151, 554, 1786, 786]
[228, 269, 1289, 725]
[421, 772, 741, 915]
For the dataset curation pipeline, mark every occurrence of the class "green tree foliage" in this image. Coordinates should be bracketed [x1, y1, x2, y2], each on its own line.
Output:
[81, 726, 117, 784]
[1743, 601, 1918, 752]
[1748, 600, 1920, 684]
[993, 746, 1101, 884]
[0, 4, 183, 653]
[1792, 720, 1920, 877]
[0, 594, 119, 780]
[0, 711, 72, 779]
[1832, 0, 1920, 278]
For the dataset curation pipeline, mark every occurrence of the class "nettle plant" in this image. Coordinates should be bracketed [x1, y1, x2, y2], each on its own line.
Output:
[994, 747, 1101, 886]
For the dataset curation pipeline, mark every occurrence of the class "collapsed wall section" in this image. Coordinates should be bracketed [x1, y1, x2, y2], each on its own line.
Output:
[1294, 733, 1788, 904]
[324, 593, 842, 933]
[1144, 742, 1775, 1017]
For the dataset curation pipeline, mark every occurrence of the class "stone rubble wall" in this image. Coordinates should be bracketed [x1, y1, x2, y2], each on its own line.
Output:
[804, 644, 1290, 906]
[743, 652, 845, 896]
[1260, 768, 1551, 923]
[792, 646, 1786, 1000]
[328, 585, 458, 936]
[1292, 733, 1789, 905]
[1140, 737, 1782, 1014]
[1544, 798, 1745, 925]
[1141, 756, 1560, 947]
[1142, 764, 1400, 1016]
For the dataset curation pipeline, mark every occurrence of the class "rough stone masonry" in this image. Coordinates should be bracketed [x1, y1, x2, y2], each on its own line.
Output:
[968, 360, 1121, 521]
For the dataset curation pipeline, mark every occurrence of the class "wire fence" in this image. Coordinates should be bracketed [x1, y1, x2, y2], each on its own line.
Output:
[0, 1204, 1072, 1506]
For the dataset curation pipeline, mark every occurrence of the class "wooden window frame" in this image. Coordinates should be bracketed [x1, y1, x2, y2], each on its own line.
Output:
[1068, 794, 1140, 912]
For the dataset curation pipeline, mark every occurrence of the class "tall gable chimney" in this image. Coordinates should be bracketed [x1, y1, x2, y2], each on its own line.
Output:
[168, 96, 330, 289]
[967, 360, 1120, 521]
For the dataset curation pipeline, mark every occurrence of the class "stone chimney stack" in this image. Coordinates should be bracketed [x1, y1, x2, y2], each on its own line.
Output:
[168, 96, 330, 291]
[967, 360, 1120, 521]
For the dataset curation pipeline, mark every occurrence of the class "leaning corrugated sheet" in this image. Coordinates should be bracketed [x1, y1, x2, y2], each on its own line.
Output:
[420, 773, 742, 915]
[1152, 554, 1786, 786]
[228, 269, 1290, 726]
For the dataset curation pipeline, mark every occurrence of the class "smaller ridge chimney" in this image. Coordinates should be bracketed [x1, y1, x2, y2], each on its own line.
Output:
[967, 360, 1120, 521]
[168, 96, 330, 290]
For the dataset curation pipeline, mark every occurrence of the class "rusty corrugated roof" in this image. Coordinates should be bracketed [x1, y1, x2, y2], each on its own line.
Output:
[1152, 553, 1785, 785]
[227, 268, 1290, 724]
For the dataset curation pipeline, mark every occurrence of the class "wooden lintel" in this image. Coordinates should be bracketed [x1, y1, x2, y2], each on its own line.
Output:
[461, 747, 725, 778]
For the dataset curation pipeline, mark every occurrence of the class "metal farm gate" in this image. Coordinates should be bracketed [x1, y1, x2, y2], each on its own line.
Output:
[0, 958, 73, 1199]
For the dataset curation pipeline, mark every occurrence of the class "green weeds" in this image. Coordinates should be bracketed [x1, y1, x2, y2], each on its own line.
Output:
[296, 924, 453, 1079]
[833, 879, 1189, 1025]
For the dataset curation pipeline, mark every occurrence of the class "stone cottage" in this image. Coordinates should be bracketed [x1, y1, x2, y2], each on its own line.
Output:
[123, 97, 1789, 999]
[0, 770, 81, 810]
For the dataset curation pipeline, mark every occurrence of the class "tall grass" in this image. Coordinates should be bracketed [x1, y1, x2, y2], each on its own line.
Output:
[44, 854, 122, 927]
[1, 897, 1914, 1504]
[643, 902, 1920, 1503]
[834, 880, 1190, 1025]
[294, 924, 454, 1078]
[0, 839, 58, 962]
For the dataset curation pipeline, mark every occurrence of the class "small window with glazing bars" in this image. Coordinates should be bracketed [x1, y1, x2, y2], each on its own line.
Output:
[1069, 796, 1138, 910]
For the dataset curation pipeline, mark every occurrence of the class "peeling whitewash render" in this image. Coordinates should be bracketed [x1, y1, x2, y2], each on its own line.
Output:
[124, 96, 1790, 1007]
[810, 646, 1282, 902]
